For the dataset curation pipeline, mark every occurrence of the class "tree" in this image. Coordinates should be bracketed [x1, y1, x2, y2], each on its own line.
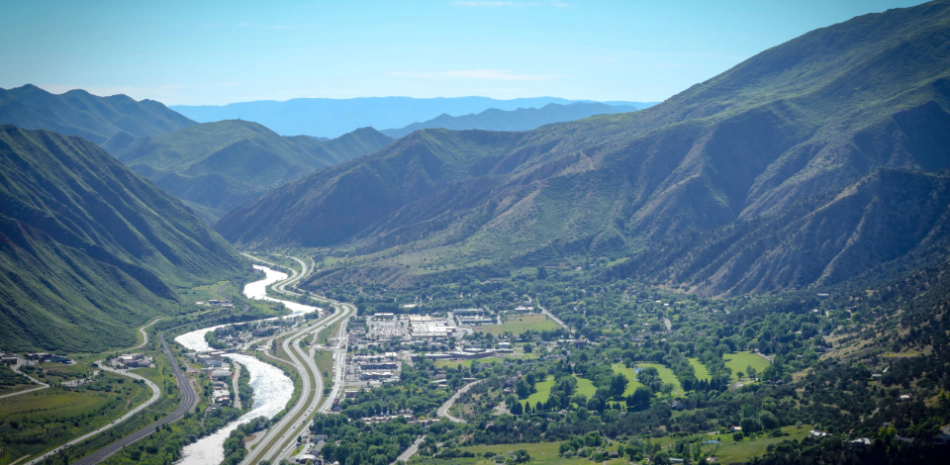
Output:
[536, 266, 548, 280]
[610, 373, 629, 398]
[627, 386, 652, 410]
[510, 401, 523, 415]
[515, 378, 531, 399]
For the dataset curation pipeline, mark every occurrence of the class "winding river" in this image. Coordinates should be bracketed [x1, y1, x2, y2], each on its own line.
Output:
[173, 264, 320, 465]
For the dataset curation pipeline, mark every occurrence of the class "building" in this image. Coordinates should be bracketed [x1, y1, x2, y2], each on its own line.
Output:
[0, 353, 17, 365]
[211, 369, 232, 379]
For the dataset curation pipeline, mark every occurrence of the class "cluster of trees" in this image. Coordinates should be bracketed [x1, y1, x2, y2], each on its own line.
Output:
[311, 415, 423, 465]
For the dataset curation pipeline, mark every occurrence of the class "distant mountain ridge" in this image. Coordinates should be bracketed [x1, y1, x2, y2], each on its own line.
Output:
[216, 1, 950, 294]
[0, 84, 195, 144]
[0, 125, 246, 351]
[381, 102, 638, 139]
[112, 120, 393, 222]
[173, 96, 655, 138]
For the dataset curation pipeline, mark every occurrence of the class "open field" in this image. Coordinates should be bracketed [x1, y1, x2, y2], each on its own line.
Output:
[522, 376, 554, 407]
[700, 424, 811, 463]
[459, 441, 626, 465]
[610, 363, 645, 396]
[636, 362, 684, 397]
[315, 350, 334, 379]
[475, 314, 560, 336]
[178, 280, 230, 301]
[573, 376, 597, 399]
[689, 358, 711, 380]
[0, 373, 151, 465]
[435, 353, 538, 369]
[723, 351, 771, 381]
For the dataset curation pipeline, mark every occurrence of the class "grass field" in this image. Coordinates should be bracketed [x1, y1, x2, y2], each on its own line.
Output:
[636, 363, 684, 397]
[314, 350, 334, 379]
[435, 353, 538, 369]
[475, 314, 559, 336]
[610, 363, 645, 396]
[317, 318, 343, 345]
[460, 441, 626, 465]
[522, 376, 555, 407]
[0, 373, 151, 465]
[689, 358, 711, 380]
[701, 424, 811, 462]
[573, 376, 597, 399]
[179, 280, 230, 301]
[723, 351, 771, 381]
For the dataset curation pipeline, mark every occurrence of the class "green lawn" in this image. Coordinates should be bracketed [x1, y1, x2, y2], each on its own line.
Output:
[702, 424, 811, 463]
[723, 351, 771, 381]
[573, 376, 597, 399]
[475, 314, 560, 336]
[180, 280, 230, 302]
[689, 358, 711, 380]
[522, 376, 555, 407]
[0, 374, 151, 465]
[435, 353, 538, 369]
[460, 441, 626, 465]
[314, 350, 334, 379]
[636, 363, 684, 398]
[610, 363, 645, 396]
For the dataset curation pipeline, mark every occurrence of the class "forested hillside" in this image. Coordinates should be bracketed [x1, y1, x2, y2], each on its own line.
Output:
[0, 125, 246, 351]
[113, 120, 392, 222]
[0, 84, 194, 144]
[216, 1, 950, 294]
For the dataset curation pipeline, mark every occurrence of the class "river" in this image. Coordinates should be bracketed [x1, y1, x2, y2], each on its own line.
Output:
[173, 264, 319, 465]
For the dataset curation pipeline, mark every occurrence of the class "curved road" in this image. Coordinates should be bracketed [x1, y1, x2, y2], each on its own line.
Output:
[69, 333, 198, 465]
[129, 317, 165, 350]
[437, 380, 483, 423]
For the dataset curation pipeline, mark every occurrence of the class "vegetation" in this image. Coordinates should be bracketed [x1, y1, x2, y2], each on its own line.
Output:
[475, 314, 560, 337]
[0, 125, 247, 352]
[114, 120, 392, 222]
[0, 84, 194, 145]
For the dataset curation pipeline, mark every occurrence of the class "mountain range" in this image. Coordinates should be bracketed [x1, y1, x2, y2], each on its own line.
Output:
[173, 96, 655, 138]
[0, 125, 246, 351]
[111, 120, 393, 222]
[0, 84, 195, 144]
[216, 1, 950, 294]
[380, 102, 639, 139]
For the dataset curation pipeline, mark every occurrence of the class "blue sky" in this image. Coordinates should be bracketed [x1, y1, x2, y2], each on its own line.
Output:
[0, 0, 926, 105]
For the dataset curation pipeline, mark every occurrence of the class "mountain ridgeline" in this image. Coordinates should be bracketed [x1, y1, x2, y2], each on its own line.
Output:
[172, 96, 655, 138]
[216, 1, 950, 294]
[0, 84, 195, 144]
[111, 120, 393, 222]
[0, 125, 246, 352]
[380, 102, 640, 139]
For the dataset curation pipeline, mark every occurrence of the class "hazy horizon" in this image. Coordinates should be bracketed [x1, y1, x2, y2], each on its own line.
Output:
[1, 0, 925, 106]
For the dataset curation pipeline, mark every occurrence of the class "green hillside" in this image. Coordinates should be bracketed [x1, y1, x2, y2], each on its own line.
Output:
[0, 84, 194, 144]
[113, 120, 392, 222]
[0, 125, 246, 352]
[216, 1, 950, 293]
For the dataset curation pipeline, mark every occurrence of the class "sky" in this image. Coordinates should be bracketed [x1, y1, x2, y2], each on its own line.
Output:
[0, 0, 928, 106]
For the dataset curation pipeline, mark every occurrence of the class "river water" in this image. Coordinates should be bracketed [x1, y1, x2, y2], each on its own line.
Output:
[173, 264, 320, 465]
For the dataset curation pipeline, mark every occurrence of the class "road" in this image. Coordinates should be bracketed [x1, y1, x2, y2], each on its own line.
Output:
[129, 317, 165, 350]
[242, 302, 353, 465]
[68, 333, 199, 465]
[239, 253, 354, 465]
[436, 379, 483, 423]
[393, 436, 426, 464]
[537, 304, 569, 331]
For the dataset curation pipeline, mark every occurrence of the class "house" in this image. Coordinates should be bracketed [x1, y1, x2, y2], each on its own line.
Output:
[0, 353, 17, 365]
[671, 400, 686, 411]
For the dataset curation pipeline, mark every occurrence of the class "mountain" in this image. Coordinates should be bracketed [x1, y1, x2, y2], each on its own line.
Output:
[0, 125, 246, 352]
[380, 102, 637, 139]
[111, 120, 392, 222]
[216, 1, 950, 293]
[0, 84, 195, 144]
[172, 97, 655, 138]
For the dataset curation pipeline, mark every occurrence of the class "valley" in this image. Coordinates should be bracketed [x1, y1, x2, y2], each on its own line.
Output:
[2, 2, 950, 465]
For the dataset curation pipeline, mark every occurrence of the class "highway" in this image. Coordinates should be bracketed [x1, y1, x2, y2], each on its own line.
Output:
[241, 301, 353, 465]
[238, 252, 355, 465]
[68, 333, 199, 465]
